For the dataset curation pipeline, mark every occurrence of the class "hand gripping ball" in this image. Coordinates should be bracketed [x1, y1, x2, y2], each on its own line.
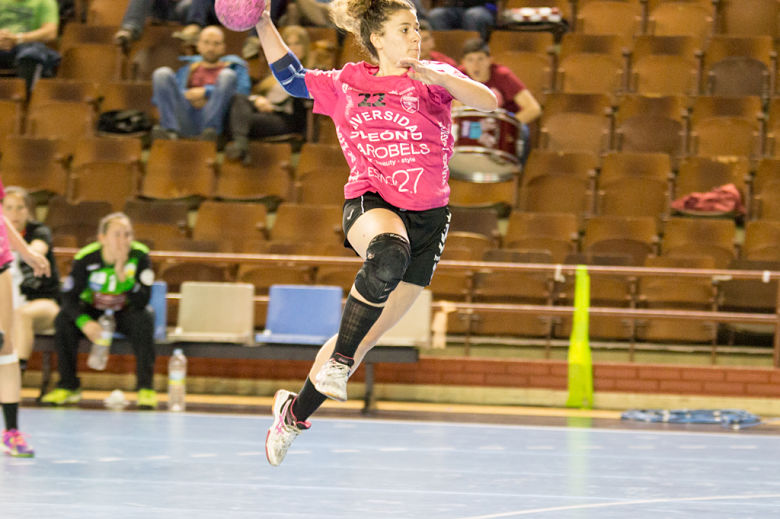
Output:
[215, 0, 266, 32]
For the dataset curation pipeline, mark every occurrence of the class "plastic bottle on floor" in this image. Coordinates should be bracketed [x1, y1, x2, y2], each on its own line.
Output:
[168, 348, 187, 412]
[87, 310, 115, 370]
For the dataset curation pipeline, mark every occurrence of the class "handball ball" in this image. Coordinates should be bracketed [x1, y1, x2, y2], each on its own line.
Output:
[215, 0, 266, 32]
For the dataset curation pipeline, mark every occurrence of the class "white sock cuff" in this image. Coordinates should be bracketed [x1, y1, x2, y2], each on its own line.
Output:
[0, 352, 19, 365]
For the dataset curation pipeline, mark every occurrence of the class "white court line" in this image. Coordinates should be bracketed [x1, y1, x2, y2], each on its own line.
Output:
[455, 493, 780, 519]
[24, 408, 780, 442]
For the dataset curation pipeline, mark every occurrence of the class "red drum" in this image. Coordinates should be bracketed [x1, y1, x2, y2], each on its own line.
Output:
[449, 107, 522, 182]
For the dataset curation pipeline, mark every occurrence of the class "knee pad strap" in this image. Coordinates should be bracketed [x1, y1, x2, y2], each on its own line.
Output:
[354, 233, 411, 304]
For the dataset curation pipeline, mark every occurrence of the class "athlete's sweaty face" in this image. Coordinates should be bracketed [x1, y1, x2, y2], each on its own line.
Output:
[373, 9, 420, 67]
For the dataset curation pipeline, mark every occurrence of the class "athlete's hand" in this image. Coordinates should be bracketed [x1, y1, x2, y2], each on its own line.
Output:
[398, 57, 446, 86]
[21, 249, 50, 278]
[0, 30, 15, 51]
[251, 95, 274, 112]
[185, 87, 207, 109]
[257, 0, 272, 26]
[82, 320, 103, 344]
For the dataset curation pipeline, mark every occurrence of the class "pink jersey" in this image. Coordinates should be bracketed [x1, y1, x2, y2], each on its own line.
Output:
[0, 179, 13, 267]
[305, 61, 463, 210]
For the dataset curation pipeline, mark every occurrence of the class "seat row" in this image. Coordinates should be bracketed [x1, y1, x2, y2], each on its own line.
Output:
[532, 93, 780, 163]
[0, 133, 353, 208]
[504, 0, 780, 42]
[538, 33, 780, 100]
[51, 15, 780, 99]
[44, 187, 780, 273]
[450, 147, 780, 222]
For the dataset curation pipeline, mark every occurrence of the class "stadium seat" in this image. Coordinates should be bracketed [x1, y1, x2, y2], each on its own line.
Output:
[168, 282, 255, 343]
[0, 136, 69, 197]
[256, 284, 343, 345]
[215, 142, 292, 204]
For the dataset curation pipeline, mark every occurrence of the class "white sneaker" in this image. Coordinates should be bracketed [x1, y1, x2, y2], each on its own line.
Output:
[265, 390, 308, 467]
[313, 358, 351, 402]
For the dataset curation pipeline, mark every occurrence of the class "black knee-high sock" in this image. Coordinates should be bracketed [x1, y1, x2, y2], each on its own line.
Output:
[330, 295, 383, 367]
[2, 403, 19, 431]
[290, 378, 326, 424]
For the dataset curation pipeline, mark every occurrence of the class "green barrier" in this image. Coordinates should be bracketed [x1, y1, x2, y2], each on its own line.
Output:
[566, 265, 593, 409]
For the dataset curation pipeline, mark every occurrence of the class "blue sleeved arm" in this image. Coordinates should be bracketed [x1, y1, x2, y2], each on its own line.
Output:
[271, 52, 311, 99]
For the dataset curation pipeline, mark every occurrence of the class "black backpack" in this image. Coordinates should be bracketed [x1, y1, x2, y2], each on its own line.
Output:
[97, 110, 153, 134]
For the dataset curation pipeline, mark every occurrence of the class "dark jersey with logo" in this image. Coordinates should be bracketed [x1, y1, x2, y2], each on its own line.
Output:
[60, 241, 154, 329]
[18, 220, 60, 300]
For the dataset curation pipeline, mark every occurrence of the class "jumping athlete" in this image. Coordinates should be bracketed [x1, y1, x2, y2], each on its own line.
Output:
[257, 0, 497, 466]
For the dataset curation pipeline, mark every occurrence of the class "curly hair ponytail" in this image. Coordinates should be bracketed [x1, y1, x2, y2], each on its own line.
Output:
[329, 0, 416, 61]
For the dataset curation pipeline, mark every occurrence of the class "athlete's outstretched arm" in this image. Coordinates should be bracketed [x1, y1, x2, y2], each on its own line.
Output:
[255, 9, 291, 67]
[399, 57, 498, 112]
[255, 9, 310, 98]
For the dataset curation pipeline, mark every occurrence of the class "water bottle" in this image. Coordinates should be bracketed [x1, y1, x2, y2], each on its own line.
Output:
[87, 310, 115, 370]
[168, 348, 187, 412]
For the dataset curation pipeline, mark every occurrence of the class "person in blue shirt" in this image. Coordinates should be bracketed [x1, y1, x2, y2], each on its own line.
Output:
[151, 25, 251, 140]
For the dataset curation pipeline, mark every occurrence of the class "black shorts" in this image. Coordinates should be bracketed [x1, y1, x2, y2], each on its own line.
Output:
[342, 191, 451, 287]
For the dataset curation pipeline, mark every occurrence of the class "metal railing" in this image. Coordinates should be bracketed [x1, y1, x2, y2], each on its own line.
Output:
[53, 248, 780, 367]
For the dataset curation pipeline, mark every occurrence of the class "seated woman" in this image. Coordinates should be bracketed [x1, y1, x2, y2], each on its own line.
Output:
[224, 25, 314, 165]
[1, 187, 59, 374]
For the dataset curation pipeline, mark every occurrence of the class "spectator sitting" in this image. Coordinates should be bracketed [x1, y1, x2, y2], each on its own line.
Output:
[2, 187, 59, 375]
[0, 0, 60, 97]
[172, 0, 216, 46]
[225, 25, 313, 164]
[418, 19, 457, 67]
[114, 0, 193, 49]
[41, 213, 159, 410]
[459, 38, 541, 164]
[428, 0, 496, 41]
[151, 25, 251, 141]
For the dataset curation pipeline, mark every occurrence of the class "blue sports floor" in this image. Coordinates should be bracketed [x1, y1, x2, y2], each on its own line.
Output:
[2, 407, 780, 518]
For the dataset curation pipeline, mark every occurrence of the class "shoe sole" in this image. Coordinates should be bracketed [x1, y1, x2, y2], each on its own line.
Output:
[313, 380, 347, 402]
[41, 395, 81, 406]
[1, 445, 34, 458]
[265, 389, 293, 466]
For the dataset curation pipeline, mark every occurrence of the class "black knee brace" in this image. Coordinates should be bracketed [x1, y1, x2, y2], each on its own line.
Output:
[354, 233, 411, 304]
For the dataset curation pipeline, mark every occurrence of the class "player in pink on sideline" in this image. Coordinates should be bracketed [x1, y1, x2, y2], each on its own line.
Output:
[0, 178, 50, 458]
[257, 0, 496, 466]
